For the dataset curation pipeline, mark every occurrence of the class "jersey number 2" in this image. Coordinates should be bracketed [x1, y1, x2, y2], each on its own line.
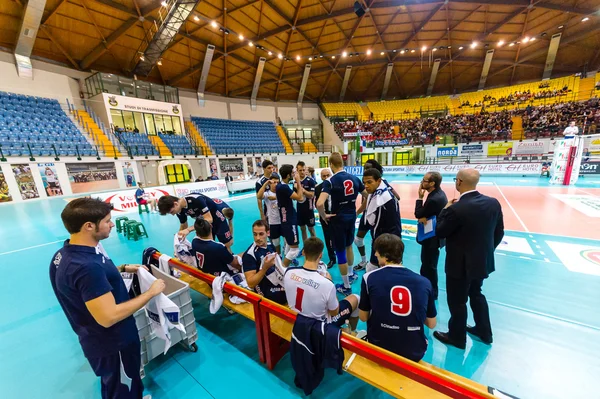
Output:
[343, 180, 354, 196]
[295, 287, 305, 312]
[390, 286, 412, 316]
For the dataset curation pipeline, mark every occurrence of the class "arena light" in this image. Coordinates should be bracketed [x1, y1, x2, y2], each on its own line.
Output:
[497, 40, 505, 47]
[366, 49, 372, 55]
[239, 33, 244, 40]
[400, 50, 405, 54]
[161, 1, 168, 7]
[193, 15, 199, 22]
[139, 54, 145, 61]
[530, 37, 536, 42]
[268, 51, 272, 56]
[458, 46, 464, 50]
[157, 59, 162, 66]
[342, 51, 348, 57]
[582, 17, 590, 22]
[411, 49, 416, 53]
[432, 48, 437, 52]
[211, 21, 218, 28]
[296, 55, 301, 61]
[523, 37, 530, 43]
[278, 53, 283, 59]
[248, 41, 253, 47]
[308, 57, 313, 61]
[332, 55, 336, 59]
[421, 45, 427, 51]
[470, 42, 477, 49]
[509, 42, 515, 47]
[558, 25, 564, 29]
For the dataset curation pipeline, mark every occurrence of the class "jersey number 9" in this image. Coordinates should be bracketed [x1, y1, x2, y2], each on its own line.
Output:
[390, 286, 412, 316]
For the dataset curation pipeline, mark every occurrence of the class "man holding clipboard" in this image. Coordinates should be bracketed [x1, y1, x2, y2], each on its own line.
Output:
[414, 172, 447, 300]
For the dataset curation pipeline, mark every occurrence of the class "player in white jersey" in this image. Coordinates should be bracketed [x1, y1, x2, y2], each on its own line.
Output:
[283, 237, 359, 330]
[257, 172, 282, 254]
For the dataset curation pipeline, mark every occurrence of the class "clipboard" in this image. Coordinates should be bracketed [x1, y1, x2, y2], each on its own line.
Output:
[417, 216, 436, 241]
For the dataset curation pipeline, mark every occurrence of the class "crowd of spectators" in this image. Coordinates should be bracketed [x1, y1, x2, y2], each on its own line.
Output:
[460, 86, 570, 109]
[519, 98, 600, 138]
[71, 170, 117, 183]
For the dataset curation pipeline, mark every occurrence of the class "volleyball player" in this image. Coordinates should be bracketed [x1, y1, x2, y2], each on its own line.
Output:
[256, 160, 275, 221]
[295, 161, 317, 244]
[257, 172, 282, 254]
[276, 165, 304, 267]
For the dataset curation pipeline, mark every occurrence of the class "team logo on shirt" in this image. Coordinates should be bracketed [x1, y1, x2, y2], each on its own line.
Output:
[289, 273, 320, 289]
[53, 252, 62, 267]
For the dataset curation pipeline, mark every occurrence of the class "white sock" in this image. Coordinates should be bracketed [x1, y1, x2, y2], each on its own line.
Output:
[361, 255, 367, 263]
[348, 267, 355, 277]
[341, 275, 350, 289]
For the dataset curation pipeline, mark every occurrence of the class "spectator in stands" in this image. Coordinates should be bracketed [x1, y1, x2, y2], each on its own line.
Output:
[238, 173, 245, 180]
[135, 183, 157, 213]
[133, 127, 139, 133]
[195, 177, 202, 182]
[225, 173, 233, 182]
[358, 234, 437, 362]
[242, 220, 287, 305]
[210, 172, 219, 180]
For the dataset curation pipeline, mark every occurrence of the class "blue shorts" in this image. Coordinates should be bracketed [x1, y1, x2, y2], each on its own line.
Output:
[329, 217, 355, 252]
[330, 299, 353, 328]
[297, 208, 316, 227]
[269, 224, 282, 240]
[214, 222, 232, 245]
[281, 223, 299, 246]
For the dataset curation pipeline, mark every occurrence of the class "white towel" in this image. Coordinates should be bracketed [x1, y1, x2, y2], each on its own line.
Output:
[158, 254, 171, 275]
[210, 272, 248, 314]
[261, 253, 285, 288]
[137, 268, 185, 354]
[365, 181, 393, 226]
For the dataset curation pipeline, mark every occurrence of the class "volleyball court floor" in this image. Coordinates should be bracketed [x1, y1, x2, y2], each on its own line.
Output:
[1, 175, 599, 399]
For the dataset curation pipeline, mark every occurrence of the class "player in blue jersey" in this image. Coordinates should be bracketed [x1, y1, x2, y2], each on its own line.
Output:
[354, 159, 400, 271]
[256, 160, 275, 221]
[158, 194, 235, 251]
[316, 152, 367, 295]
[359, 234, 437, 362]
[295, 161, 317, 244]
[242, 220, 287, 305]
[257, 172, 282, 254]
[361, 168, 402, 272]
[276, 165, 304, 267]
[191, 218, 241, 276]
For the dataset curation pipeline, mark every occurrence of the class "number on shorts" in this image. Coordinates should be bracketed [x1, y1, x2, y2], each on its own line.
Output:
[195, 252, 205, 269]
[390, 286, 412, 316]
[343, 180, 354, 196]
[295, 287, 305, 312]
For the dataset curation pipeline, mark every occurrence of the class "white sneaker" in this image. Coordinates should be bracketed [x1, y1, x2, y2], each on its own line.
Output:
[354, 261, 367, 271]
[143, 395, 152, 399]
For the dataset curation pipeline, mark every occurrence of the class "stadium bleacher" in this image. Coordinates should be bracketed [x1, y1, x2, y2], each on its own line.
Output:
[158, 133, 194, 156]
[0, 91, 95, 157]
[115, 131, 159, 156]
[191, 117, 285, 154]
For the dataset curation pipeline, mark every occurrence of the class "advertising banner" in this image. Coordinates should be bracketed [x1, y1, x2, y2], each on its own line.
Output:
[122, 161, 137, 187]
[580, 161, 600, 175]
[374, 139, 408, 147]
[103, 93, 181, 117]
[172, 180, 229, 198]
[461, 144, 484, 155]
[346, 163, 542, 176]
[487, 142, 514, 156]
[66, 162, 119, 194]
[12, 164, 39, 200]
[512, 141, 548, 155]
[343, 131, 372, 138]
[38, 163, 63, 196]
[95, 185, 173, 213]
[436, 146, 459, 158]
[0, 169, 12, 203]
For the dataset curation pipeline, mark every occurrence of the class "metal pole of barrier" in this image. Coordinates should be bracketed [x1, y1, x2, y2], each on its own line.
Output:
[0, 145, 5, 162]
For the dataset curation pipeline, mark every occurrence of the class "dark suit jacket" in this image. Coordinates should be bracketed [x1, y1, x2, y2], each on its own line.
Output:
[436, 191, 504, 280]
[315, 183, 330, 213]
[414, 188, 448, 245]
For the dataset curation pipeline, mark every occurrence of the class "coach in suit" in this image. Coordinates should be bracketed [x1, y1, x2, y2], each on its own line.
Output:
[433, 169, 504, 349]
[414, 171, 447, 300]
[315, 168, 335, 268]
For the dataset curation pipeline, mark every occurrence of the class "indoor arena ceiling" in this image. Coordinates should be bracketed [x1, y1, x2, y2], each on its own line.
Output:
[1, 0, 600, 102]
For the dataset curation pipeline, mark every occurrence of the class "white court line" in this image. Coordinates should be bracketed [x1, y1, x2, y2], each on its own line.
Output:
[576, 188, 598, 197]
[0, 240, 64, 256]
[540, 251, 545, 255]
[493, 182, 529, 232]
[226, 193, 258, 202]
[544, 258, 550, 262]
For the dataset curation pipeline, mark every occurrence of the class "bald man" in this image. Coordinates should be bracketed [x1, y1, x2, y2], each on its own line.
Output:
[432, 169, 504, 349]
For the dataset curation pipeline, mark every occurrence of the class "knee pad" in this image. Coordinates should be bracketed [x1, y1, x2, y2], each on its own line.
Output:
[271, 238, 280, 248]
[336, 249, 347, 265]
[354, 236, 365, 247]
[285, 246, 300, 261]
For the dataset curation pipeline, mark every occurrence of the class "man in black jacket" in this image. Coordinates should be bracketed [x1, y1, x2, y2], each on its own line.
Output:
[315, 168, 335, 268]
[433, 169, 504, 349]
[414, 171, 447, 300]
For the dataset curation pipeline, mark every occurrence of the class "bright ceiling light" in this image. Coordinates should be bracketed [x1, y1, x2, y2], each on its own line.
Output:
[509, 42, 515, 47]
[239, 34, 244, 40]
[366, 49, 372, 55]
[278, 53, 283, 59]
[458, 46, 464, 50]
[157, 59, 162, 66]
[248, 41, 253, 47]
[582, 17, 589, 22]
[523, 37, 530, 43]
[139, 54, 145, 61]
[342, 51, 347, 57]
[558, 25, 564, 29]
[411, 49, 415, 53]
[332, 55, 336, 59]
[308, 57, 313, 61]
[380, 51, 385, 55]
[161, 1, 168, 7]
[421, 45, 427, 51]
[400, 50, 405, 54]
[211, 21, 218, 28]
[268, 51, 272, 56]
[530, 37, 536, 42]
[432, 48, 437, 52]
[470, 42, 477, 49]
[498, 40, 505, 47]
[296, 55, 301, 61]
[193, 16, 199, 22]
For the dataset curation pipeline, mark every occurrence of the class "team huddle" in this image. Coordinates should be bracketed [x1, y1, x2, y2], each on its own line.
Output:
[158, 152, 437, 363]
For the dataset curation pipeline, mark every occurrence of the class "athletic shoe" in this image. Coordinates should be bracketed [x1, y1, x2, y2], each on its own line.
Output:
[327, 260, 335, 269]
[336, 284, 352, 296]
[348, 273, 358, 285]
[354, 261, 367, 271]
[143, 396, 152, 399]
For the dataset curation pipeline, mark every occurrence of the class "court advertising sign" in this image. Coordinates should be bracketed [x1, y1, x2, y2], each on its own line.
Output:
[513, 141, 548, 155]
[487, 142, 514, 156]
[579, 161, 600, 175]
[436, 146, 459, 158]
[342, 131, 372, 138]
[344, 163, 542, 176]
[374, 139, 408, 146]
[461, 144, 484, 155]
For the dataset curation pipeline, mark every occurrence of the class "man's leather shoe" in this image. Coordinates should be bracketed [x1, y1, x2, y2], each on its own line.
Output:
[466, 325, 493, 344]
[433, 331, 466, 349]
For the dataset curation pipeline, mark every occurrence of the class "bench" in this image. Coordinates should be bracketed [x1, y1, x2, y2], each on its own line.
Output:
[152, 252, 496, 399]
